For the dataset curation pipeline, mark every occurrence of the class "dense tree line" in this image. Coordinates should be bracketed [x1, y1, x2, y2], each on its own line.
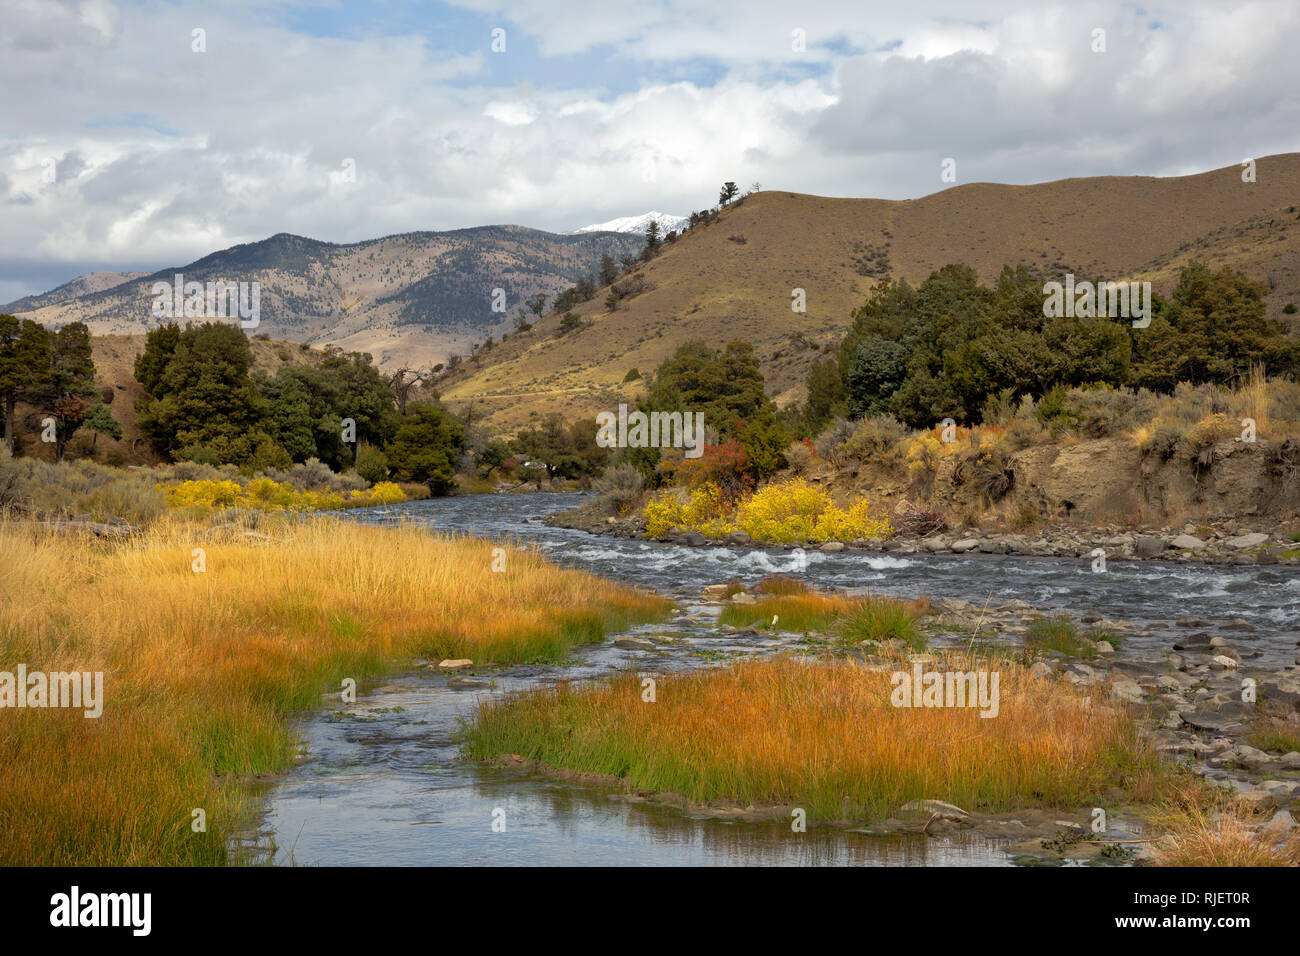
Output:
[134, 322, 470, 493]
[807, 261, 1296, 432]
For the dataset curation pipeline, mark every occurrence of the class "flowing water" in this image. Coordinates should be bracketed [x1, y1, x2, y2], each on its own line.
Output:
[242, 493, 1300, 866]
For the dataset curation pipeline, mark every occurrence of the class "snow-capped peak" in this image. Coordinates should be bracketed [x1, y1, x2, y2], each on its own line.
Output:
[574, 211, 689, 236]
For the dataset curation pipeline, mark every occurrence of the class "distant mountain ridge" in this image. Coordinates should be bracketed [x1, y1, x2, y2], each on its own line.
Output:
[574, 211, 689, 236]
[3, 226, 644, 371]
[3, 270, 149, 313]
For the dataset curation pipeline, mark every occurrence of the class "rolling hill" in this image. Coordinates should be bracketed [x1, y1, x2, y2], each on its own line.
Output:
[438, 154, 1300, 434]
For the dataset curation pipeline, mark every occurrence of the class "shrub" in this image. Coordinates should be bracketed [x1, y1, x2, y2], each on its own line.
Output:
[954, 444, 1015, 502]
[784, 440, 814, 475]
[160, 477, 405, 512]
[659, 438, 753, 502]
[0, 452, 166, 524]
[1062, 385, 1161, 439]
[813, 418, 855, 468]
[1186, 413, 1234, 450]
[843, 415, 908, 467]
[354, 444, 390, 486]
[622, 368, 641, 383]
[177, 445, 220, 467]
[643, 479, 890, 544]
[247, 437, 292, 474]
[904, 434, 944, 495]
[643, 484, 730, 538]
[734, 478, 890, 544]
[1143, 422, 1186, 461]
[169, 460, 223, 482]
[1002, 416, 1045, 451]
[593, 463, 645, 516]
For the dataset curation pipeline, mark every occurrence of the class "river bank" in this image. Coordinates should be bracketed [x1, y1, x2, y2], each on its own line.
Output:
[547, 497, 1300, 566]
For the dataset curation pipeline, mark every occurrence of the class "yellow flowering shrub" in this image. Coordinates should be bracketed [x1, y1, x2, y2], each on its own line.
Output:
[734, 478, 891, 543]
[644, 483, 730, 538]
[643, 478, 890, 544]
[160, 478, 407, 513]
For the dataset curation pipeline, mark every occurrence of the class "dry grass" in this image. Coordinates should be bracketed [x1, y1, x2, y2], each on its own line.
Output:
[466, 653, 1162, 823]
[1147, 779, 1300, 867]
[0, 516, 668, 865]
[442, 155, 1300, 431]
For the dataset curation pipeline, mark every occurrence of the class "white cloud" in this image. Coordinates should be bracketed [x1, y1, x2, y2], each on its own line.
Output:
[1, 0, 1298, 297]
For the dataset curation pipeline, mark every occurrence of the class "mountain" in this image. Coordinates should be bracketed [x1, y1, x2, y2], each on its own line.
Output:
[440, 155, 1300, 434]
[3, 227, 644, 371]
[3, 271, 149, 313]
[575, 211, 689, 236]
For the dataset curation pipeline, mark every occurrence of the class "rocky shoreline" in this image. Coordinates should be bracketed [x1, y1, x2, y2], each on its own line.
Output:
[546, 501, 1300, 566]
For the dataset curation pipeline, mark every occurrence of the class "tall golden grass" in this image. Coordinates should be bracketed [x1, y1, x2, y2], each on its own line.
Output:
[466, 654, 1163, 822]
[1147, 779, 1300, 867]
[0, 516, 668, 865]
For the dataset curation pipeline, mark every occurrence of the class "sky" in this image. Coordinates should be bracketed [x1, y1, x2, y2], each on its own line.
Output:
[2, 0, 1299, 302]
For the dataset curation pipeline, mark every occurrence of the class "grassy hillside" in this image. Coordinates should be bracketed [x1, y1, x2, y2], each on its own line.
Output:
[440, 154, 1300, 434]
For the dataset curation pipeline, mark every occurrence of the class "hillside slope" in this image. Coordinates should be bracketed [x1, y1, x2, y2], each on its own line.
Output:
[5, 228, 643, 372]
[440, 154, 1300, 433]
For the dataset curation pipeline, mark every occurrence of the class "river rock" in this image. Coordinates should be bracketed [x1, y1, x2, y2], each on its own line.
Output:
[1133, 535, 1168, 558]
[685, 532, 707, 547]
[1180, 709, 1244, 733]
[899, 799, 970, 821]
[730, 592, 757, 606]
[1259, 809, 1297, 842]
[438, 658, 473, 671]
[820, 541, 845, 553]
[1170, 534, 1207, 550]
[1226, 532, 1269, 549]
[1028, 661, 1054, 681]
[446, 676, 488, 689]
[1236, 789, 1276, 811]
[1210, 654, 1239, 669]
[1219, 618, 1257, 632]
[950, 538, 980, 553]
[1217, 744, 1275, 769]
[701, 584, 731, 600]
[1109, 678, 1143, 702]
[613, 637, 656, 649]
[1259, 779, 1298, 798]
[924, 537, 950, 553]
[726, 529, 751, 546]
[1280, 752, 1300, 770]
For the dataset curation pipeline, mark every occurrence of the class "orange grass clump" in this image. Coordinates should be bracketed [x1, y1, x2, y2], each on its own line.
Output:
[0, 516, 668, 865]
[467, 654, 1161, 823]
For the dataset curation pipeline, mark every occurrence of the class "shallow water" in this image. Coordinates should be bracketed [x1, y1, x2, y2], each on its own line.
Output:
[246, 493, 1300, 866]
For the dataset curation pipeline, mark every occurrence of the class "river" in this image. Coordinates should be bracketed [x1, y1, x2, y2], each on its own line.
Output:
[238, 492, 1300, 866]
